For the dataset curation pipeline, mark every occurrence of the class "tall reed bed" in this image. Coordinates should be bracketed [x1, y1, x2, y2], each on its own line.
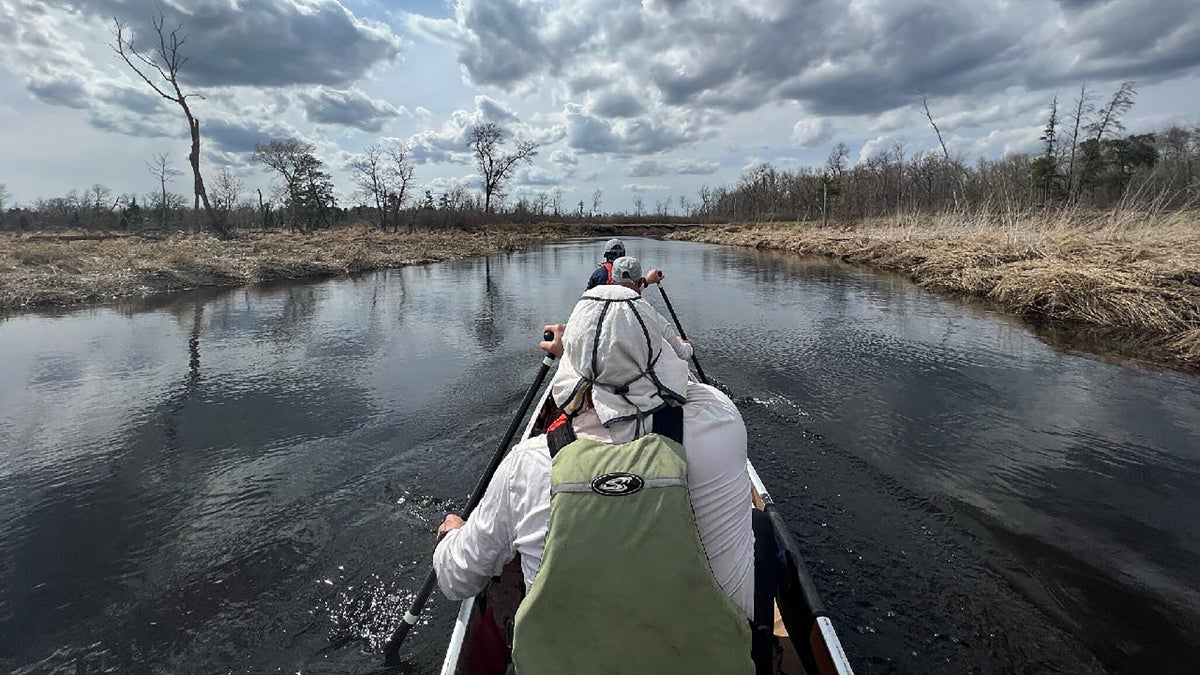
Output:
[669, 207, 1200, 366]
[0, 226, 565, 311]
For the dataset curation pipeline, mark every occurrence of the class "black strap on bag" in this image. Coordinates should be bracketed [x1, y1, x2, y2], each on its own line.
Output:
[547, 405, 684, 459]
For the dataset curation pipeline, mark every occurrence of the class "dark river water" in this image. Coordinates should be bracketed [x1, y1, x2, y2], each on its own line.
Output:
[1, 237, 1198, 674]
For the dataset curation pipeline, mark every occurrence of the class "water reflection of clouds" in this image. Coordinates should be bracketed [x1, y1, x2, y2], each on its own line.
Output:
[4, 236, 1199, 672]
[0, 310, 186, 481]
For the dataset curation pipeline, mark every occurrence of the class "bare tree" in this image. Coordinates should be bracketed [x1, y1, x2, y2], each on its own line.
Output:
[83, 184, 114, 229]
[633, 194, 644, 217]
[90, 184, 113, 211]
[922, 95, 952, 162]
[889, 140, 908, 209]
[112, 13, 227, 237]
[1064, 84, 1094, 199]
[351, 143, 416, 232]
[921, 95, 966, 208]
[551, 187, 564, 217]
[147, 152, 183, 227]
[592, 188, 603, 216]
[697, 185, 712, 215]
[469, 122, 540, 213]
[351, 144, 389, 231]
[212, 167, 243, 219]
[385, 144, 415, 232]
[1087, 81, 1137, 145]
[0, 183, 8, 212]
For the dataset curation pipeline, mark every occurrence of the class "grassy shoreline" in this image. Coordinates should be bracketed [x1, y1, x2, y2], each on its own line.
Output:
[667, 211, 1200, 369]
[0, 226, 577, 313]
[7, 216, 1198, 369]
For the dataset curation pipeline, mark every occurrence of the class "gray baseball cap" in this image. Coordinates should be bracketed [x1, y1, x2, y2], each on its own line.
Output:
[611, 256, 643, 285]
[603, 238, 625, 259]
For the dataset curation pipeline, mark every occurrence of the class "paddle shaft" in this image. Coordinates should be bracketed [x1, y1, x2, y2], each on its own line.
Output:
[656, 284, 709, 385]
[382, 343, 558, 665]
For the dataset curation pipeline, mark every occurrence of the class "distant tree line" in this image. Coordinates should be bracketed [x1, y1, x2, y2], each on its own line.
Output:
[701, 83, 1199, 223]
[3, 10, 708, 235]
[0, 118, 556, 234]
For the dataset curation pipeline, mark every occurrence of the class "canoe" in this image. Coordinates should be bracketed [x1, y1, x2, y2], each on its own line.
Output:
[438, 385, 854, 675]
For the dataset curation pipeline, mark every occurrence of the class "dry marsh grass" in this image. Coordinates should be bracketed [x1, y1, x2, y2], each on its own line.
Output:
[668, 209, 1200, 368]
[0, 227, 564, 312]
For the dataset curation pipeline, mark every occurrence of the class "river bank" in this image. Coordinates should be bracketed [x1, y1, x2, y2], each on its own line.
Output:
[0, 226, 581, 312]
[667, 210, 1200, 369]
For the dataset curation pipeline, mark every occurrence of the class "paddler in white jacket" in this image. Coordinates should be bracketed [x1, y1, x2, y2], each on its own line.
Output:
[607, 254, 694, 362]
[432, 283, 755, 675]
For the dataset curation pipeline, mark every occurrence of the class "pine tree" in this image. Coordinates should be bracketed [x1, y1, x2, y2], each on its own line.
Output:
[1031, 96, 1062, 203]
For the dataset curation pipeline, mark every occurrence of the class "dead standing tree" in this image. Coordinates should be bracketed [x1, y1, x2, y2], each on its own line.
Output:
[470, 122, 539, 213]
[1064, 84, 1095, 201]
[113, 14, 228, 238]
[922, 95, 965, 210]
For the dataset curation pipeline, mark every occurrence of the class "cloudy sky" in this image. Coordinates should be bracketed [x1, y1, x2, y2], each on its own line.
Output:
[1, 0, 1198, 211]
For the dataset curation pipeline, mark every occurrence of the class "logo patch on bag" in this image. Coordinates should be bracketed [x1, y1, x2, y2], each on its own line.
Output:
[591, 472, 645, 496]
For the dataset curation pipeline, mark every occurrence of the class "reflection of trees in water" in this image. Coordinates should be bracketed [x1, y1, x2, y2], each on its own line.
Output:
[473, 256, 504, 352]
[114, 285, 238, 319]
[254, 286, 318, 344]
[375, 269, 408, 318]
[188, 301, 202, 383]
[165, 300, 204, 447]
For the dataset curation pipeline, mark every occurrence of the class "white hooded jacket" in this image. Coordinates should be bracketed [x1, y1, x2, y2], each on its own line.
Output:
[549, 285, 693, 433]
[433, 285, 754, 616]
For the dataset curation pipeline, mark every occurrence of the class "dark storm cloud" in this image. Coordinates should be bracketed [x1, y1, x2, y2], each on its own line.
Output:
[412, 0, 1200, 127]
[204, 117, 302, 154]
[1037, 0, 1200, 87]
[297, 88, 406, 132]
[0, 0, 403, 162]
[1056, 0, 1110, 8]
[59, 0, 402, 87]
